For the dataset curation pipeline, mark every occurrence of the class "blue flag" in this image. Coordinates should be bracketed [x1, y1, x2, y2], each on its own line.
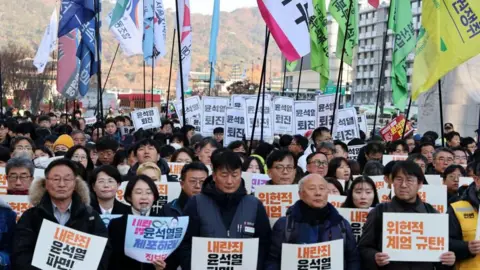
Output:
[208, 0, 220, 89]
[58, 0, 95, 37]
[143, 0, 155, 65]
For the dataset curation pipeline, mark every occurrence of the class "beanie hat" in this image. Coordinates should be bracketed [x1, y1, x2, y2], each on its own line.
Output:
[53, 134, 74, 150]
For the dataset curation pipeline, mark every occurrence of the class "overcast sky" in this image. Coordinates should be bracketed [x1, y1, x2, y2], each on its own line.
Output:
[163, 0, 258, 15]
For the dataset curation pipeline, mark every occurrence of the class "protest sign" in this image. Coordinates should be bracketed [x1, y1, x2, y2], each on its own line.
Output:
[459, 177, 474, 188]
[380, 115, 413, 142]
[383, 155, 408, 166]
[245, 97, 273, 140]
[281, 239, 343, 270]
[242, 172, 270, 194]
[255, 185, 299, 226]
[119, 126, 136, 136]
[191, 237, 259, 270]
[116, 182, 181, 209]
[131, 107, 161, 131]
[0, 167, 6, 194]
[333, 108, 360, 143]
[273, 97, 294, 134]
[294, 100, 317, 135]
[224, 107, 246, 147]
[358, 113, 368, 134]
[425, 175, 443, 186]
[100, 214, 122, 228]
[382, 213, 448, 262]
[328, 195, 347, 208]
[174, 96, 202, 132]
[124, 216, 189, 263]
[167, 162, 186, 182]
[32, 219, 108, 270]
[378, 188, 392, 203]
[337, 208, 371, 243]
[202, 97, 228, 136]
[348, 144, 365, 160]
[231, 94, 250, 109]
[316, 95, 335, 127]
[34, 168, 45, 181]
[369, 176, 388, 190]
[84, 117, 97, 125]
[3, 195, 32, 222]
[392, 185, 447, 213]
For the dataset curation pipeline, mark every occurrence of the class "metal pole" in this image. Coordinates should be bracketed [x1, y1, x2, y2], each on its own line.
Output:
[281, 59, 287, 96]
[296, 57, 304, 100]
[94, 0, 103, 121]
[151, 53, 155, 107]
[143, 61, 146, 108]
[401, 97, 412, 139]
[0, 57, 3, 118]
[438, 80, 445, 147]
[208, 62, 213, 96]
[166, 29, 176, 119]
[94, 44, 119, 117]
[261, 58, 267, 141]
[175, 0, 186, 126]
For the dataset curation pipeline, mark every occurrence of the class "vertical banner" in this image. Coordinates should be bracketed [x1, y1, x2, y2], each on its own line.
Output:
[57, 30, 80, 99]
[174, 96, 202, 132]
[245, 97, 273, 140]
[316, 95, 335, 128]
[175, 0, 192, 99]
[107, 0, 144, 56]
[273, 97, 294, 135]
[3, 195, 32, 222]
[241, 172, 270, 194]
[224, 107, 246, 147]
[202, 97, 229, 136]
[294, 100, 317, 135]
[333, 108, 360, 143]
[337, 208, 371, 243]
[191, 237, 259, 270]
[32, 220, 108, 270]
[124, 216, 189, 263]
[281, 240, 344, 269]
[382, 213, 448, 262]
[255, 185, 299, 226]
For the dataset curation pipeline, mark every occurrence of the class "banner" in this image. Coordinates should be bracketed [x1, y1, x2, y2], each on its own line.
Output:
[242, 172, 270, 194]
[255, 185, 299, 226]
[316, 95, 335, 127]
[357, 114, 368, 134]
[328, 195, 347, 208]
[294, 100, 317, 135]
[392, 185, 447, 214]
[309, 0, 330, 91]
[382, 213, 448, 262]
[273, 97, 294, 135]
[224, 107, 246, 147]
[369, 176, 387, 190]
[337, 208, 371, 243]
[208, 0, 220, 89]
[107, 0, 144, 56]
[378, 188, 392, 203]
[425, 175, 442, 186]
[174, 96, 202, 132]
[191, 237, 259, 270]
[245, 97, 273, 140]
[333, 108, 359, 143]
[380, 115, 413, 142]
[34, 8, 58, 73]
[382, 155, 408, 166]
[459, 177, 474, 188]
[348, 144, 365, 160]
[3, 195, 32, 222]
[32, 220, 108, 270]
[175, 0, 192, 99]
[281, 239, 344, 269]
[131, 107, 161, 130]
[125, 216, 188, 263]
[167, 162, 186, 181]
[202, 97, 228, 136]
[328, 0, 359, 65]
[77, 15, 99, 97]
[57, 30, 80, 99]
[152, 0, 168, 60]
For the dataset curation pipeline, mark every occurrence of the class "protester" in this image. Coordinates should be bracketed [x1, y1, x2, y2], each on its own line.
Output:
[297, 127, 332, 171]
[96, 137, 119, 166]
[405, 136, 416, 153]
[65, 145, 94, 171]
[213, 127, 224, 144]
[358, 161, 456, 269]
[451, 147, 469, 166]
[326, 157, 352, 188]
[266, 150, 296, 185]
[105, 118, 120, 142]
[461, 136, 477, 155]
[0, 119, 10, 147]
[433, 148, 455, 174]
[242, 156, 265, 174]
[196, 138, 220, 166]
[112, 150, 129, 176]
[444, 123, 454, 134]
[137, 162, 162, 182]
[325, 177, 345, 195]
[10, 136, 35, 159]
[386, 140, 409, 155]
[34, 145, 53, 159]
[6, 157, 34, 195]
[305, 152, 329, 177]
[127, 139, 170, 178]
[0, 196, 16, 269]
[342, 176, 379, 209]
[265, 174, 360, 270]
[170, 132, 185, 148]
[419, 141, 435, 165]
[52, 134, 74, 156]
[317, 141, 336, 162]
[279, 134, 293, 149]
[170, 148, 195, 164]
[90, 165, 129, 215]
[364, 141, 385, 162]
[43, 134, 57, 153]
[407, 153, 429, 174]
[178, 150, 271, 269]
[160, 120, 174, 135]
[362, 160, 384, 176]
[443, 164, 466, 202]
[71, 130, 87, 146]
[160, 145, 176, 162]
[227, 140, 247, 154]
[334, 140, 349, 159]
[288, 135, 308, 158]
[12, 159, 110, 269]
[92, 128, 104, 142]
[446, 131, 461, 148]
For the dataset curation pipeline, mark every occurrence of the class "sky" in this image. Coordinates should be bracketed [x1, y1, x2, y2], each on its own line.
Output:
[163, 0, 258, 15]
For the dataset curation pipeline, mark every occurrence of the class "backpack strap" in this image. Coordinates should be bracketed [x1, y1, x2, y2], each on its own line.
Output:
[284, 213, 295, 243]
[338, 220, 347, 249]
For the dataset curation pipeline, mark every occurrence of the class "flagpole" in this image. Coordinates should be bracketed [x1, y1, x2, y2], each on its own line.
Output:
[401, 97, 412, 139]
[0, 57, 3, 118]
[261, 54, 267, 141]
[151, 50, 155, 107]
[281, 59, 287, 96]
[143, 61, 146, 108]
[296, 57, 304, 100]
[175, 0, 186, 127]
[330, 0, 354, 132]
[166, 29, 176, 119]
[208, 62, 213, 96]
[94, 0, 103, 121]
[438, 80, 445, 147]
[94, 44, 119, 117]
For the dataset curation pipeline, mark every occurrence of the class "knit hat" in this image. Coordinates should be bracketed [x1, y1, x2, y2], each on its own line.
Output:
[53, 134, 74, 150]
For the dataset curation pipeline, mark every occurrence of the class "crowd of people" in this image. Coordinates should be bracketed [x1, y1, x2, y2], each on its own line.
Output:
[0, 109, 479, 269]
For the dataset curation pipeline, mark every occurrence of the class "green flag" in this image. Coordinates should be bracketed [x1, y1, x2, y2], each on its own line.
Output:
[328, 0, 359, 66]
[310, 0, 329, 91]
[109, 0, 129, 28]
[388, 0, 415, 110]
[286, 61, 298, 72]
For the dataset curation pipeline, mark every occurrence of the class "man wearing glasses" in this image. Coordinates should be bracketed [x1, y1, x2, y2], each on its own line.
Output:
[266, 150, 297, 185]
[96, 137, 119, 166]
[10, 136, 35, 160]
[433, 148, 455, 174]
[6, 157, 34, 195]
[305, 152, 329, 177]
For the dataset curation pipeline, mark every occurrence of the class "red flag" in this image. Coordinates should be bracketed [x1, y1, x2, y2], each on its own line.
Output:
[368, 0, 379, 8]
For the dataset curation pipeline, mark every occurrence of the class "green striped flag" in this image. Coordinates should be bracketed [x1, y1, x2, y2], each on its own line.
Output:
[109, 0, 129, 28]
[329, 0, 359, 66]
[310, 0, 329, 91]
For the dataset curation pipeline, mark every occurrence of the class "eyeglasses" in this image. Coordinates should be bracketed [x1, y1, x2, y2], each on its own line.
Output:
[308, 160, 328, 168]
[274, 165, 295, 172]
[437, 157, 454, 163]
[393, 177, 416, 185]
[48, 177, 75, 184]
[7, 174, 31, 182]
[186, 179, 205, 186]
[72, 155, 88, 161]
[15, 146, 32, 151]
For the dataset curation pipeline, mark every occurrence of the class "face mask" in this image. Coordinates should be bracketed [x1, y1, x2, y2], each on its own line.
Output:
[55, 151, 67, 157]
[13, 150, 33, 160]
[34, 156, 50, 168]
[117, 165, 130, 175]
[170, 143, 182, 150]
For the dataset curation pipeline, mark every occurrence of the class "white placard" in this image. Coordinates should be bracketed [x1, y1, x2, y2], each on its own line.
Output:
[378, 188, 392, 203]
[328, 195, 347, 208]
[425, 175, 443, 186]
[242, 172, 270, 194]
[333, 108, 360, 143]
[84, 117, 97, 125]
[167, 162, 186, 182]
[273, 97, 294, 134]
[245, 97, 273, 140]
[337, 208, 371, 243]
[294, 100, 317, 135]
[32, 219, 108, 270]
[281, 240, 344, 270]
[201, 97, 229, 136]
[191, 237, 259, 270]
[174, 96, 202, 132]
[382, 213, 448, 262]
[358, 113, 368, 134]
[0, 167, 6, 194]
[382, 155, 408, 166]
[369, 175, 388, 190]
[131, 107, 161, 131]
[3, 195, 32, 222]
[231, 94, 251, 109]
[255, 185, 299, 227]
[223, 107, 246, 147]
[316, 94, 335, 127]
[392, 185, 447, 213]
[34, 168, 45, 182]
[348, 144, 365, 160]
[459, 177, 474, 187]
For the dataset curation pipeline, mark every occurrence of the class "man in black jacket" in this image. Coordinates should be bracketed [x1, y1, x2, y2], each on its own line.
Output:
[11, 159, 110, 270]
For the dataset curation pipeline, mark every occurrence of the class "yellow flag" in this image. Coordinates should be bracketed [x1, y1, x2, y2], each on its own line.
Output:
[412, 0, 480, 100]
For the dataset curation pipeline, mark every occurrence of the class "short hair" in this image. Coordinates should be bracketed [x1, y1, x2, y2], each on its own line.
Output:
[213, 127, 224, 134]
[362, 161, 384, 176]
[407, 153, 428, 165]
[170, 148, 195, 163]
[326, 157, 350, 178]
[451, 147, 469, 157]
[391, 160, 425, 184]
[198, 138, 221, 151]
[253, 142, 275, 160]
[383, 160, 397, 177]
[442, 164, 466, 179]
[293, 135, 309, 151]
[306, 152, 328, 164]
[71, 129, 86, 138]
[38, 115, 50, 123]
[386, 140, 408, 154]
[348, 160, 361, 176]
[342, 176, 380, 208]
[424, 131, 439, 142]
[312, 127, 330, 142]
[279, 135, 293, 148]
[44, 135, 59, 143]
[211, 149, 243, 172]
[334, 140, 348, 153]
[153, 133, 167, 146]
[113, 150, 127, 167]
[124, 175, 160, 204]
[134, 139, 161, 156]
[10, 136, 36, 153]
[161, 120, 173, 129]
[90, 165, 122, 187]
[325, 177, 345, 195]
[461, 137, 476, 148]
[160, 145, 175, 158]
[365, 141, 384, 155]
[266, 150, 296, 169]
[137, 161, 161, 177]
[45, 158, 80, 178]
[433, 147, 454, 160]
[105, 118, 116, 126]
[445, 131, 460, 141]
[180, 162, 209, 181]
[16, 122, 35, 136]
[242, 156, 266, 174]
[317, 141, 336, 153]
[96, 137, 119, 152]
[227, 141, 246, 152]
[114, 116, 125, 123]
[6, 157, 34, 176]
[347, 138, 365, 146]
[171, 132, 185, 144]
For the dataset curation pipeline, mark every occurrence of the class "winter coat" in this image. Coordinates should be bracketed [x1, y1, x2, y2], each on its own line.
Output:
[11, 177, 111, 270]
[90, 198, 131, 215]
[0, 198, 16, 270]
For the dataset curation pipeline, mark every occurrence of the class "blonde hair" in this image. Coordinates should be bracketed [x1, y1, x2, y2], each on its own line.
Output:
[136, 162, 161, 178]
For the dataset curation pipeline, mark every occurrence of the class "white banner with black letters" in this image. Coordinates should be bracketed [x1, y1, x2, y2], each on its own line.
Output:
[273, 97, 294, 135]
[333, 108, 360, 143]
[244, 97, 273, 140]
[174, 96, 202, 133]
[316, 94, 335, 128]
[294, 100, 317, 135]
[224, 107, 246, 147]
[201, 97, 228, 136]
[131, 107, 161, 130]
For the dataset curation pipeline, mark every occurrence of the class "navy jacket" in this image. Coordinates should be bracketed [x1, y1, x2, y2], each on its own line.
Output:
[265, 200, 361, 270]
[0, 199, 16, 270]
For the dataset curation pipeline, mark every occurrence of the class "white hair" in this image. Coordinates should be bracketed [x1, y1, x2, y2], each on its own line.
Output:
[298, 174, 327, 191]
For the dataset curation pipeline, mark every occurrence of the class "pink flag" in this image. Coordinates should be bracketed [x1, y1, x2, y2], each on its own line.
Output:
[368, 0, 379, 8]
[57, 30, 80, 99]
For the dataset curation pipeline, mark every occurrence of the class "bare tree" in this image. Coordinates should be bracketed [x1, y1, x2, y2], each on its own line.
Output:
[227, 80, 260, 95]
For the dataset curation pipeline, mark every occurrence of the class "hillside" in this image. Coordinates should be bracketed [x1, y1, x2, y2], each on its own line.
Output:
[0, 0, 282, 92]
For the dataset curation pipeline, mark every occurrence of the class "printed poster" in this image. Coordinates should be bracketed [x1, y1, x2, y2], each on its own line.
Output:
[3, 195, 32, 222]
[328, 195, 347, 208]
[174, 96, 203, 132]
[337, 208, 371, 243]
[273, 97, 294, 134]
[348, 144, 365, 160]
[131, 107, 161, 131]
[242, 172, 270, 194]
[294, 100, 317, 135]
[281, 239, 344, 270]
[202, 97, 229, 136]
[224, 107, 246, 147]
[255, 185, 299, 227]
[168, 162, 186, 182]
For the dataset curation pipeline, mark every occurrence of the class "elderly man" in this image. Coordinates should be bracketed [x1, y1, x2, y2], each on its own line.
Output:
[6, 157, 34, 195]
[10, 136, 35, 160]
[11, 159, 110, 269]
[265, 174, 360, 270]
[432, 148, 455, 175]
[71, 130, 87, 146]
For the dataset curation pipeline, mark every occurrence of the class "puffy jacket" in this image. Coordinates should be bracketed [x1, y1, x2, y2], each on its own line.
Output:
[265, 200, 360, 270]
[0, 198, 16, 270]
[11, 177, 111, 270]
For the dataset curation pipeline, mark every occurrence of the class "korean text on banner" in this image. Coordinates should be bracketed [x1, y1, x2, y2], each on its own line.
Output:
[230, 94, 250, 109]
[273, 97, 294, 135]
[100, 214, 122, 228]
[328, 195, 347, 208]
[378, 188, 392, 203]
[337, 208, 371, 243]
[382, 155, 408, 166]
[32, 220, 108, 270]
[333, 108, 359, 143]
[3, 195, 32, 222]
[255, 185, 299, 227]
[242, 172, 270, 194]
[131, 107, 161, 131]
[202, 97, 228, 136]
[168, 162, 186, 181]
[316, 95, 335, 128]
[191, 237, 259, 270]
[245, 97, 273, 140]
[0, 167, 7, 194]
[380, 115, 413, 142]
[174, 96, 202, 132]
[224, 107, 246, 147]
[294, 100, 317, 135]
[369, 175, 387, 190]
[281, 239, 344, 270]
[392, 185, 447, 214]
[124, 215, 189, 263]
[382, 213, 448, 262]
[348, 144, 365, 160]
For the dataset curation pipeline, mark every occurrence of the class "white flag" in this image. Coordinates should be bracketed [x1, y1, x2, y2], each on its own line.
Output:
[153, 0, 167, 59]
[175, 0, 192, 99]
[33, 8, 58, 73]
[107, 0, 144, 56]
